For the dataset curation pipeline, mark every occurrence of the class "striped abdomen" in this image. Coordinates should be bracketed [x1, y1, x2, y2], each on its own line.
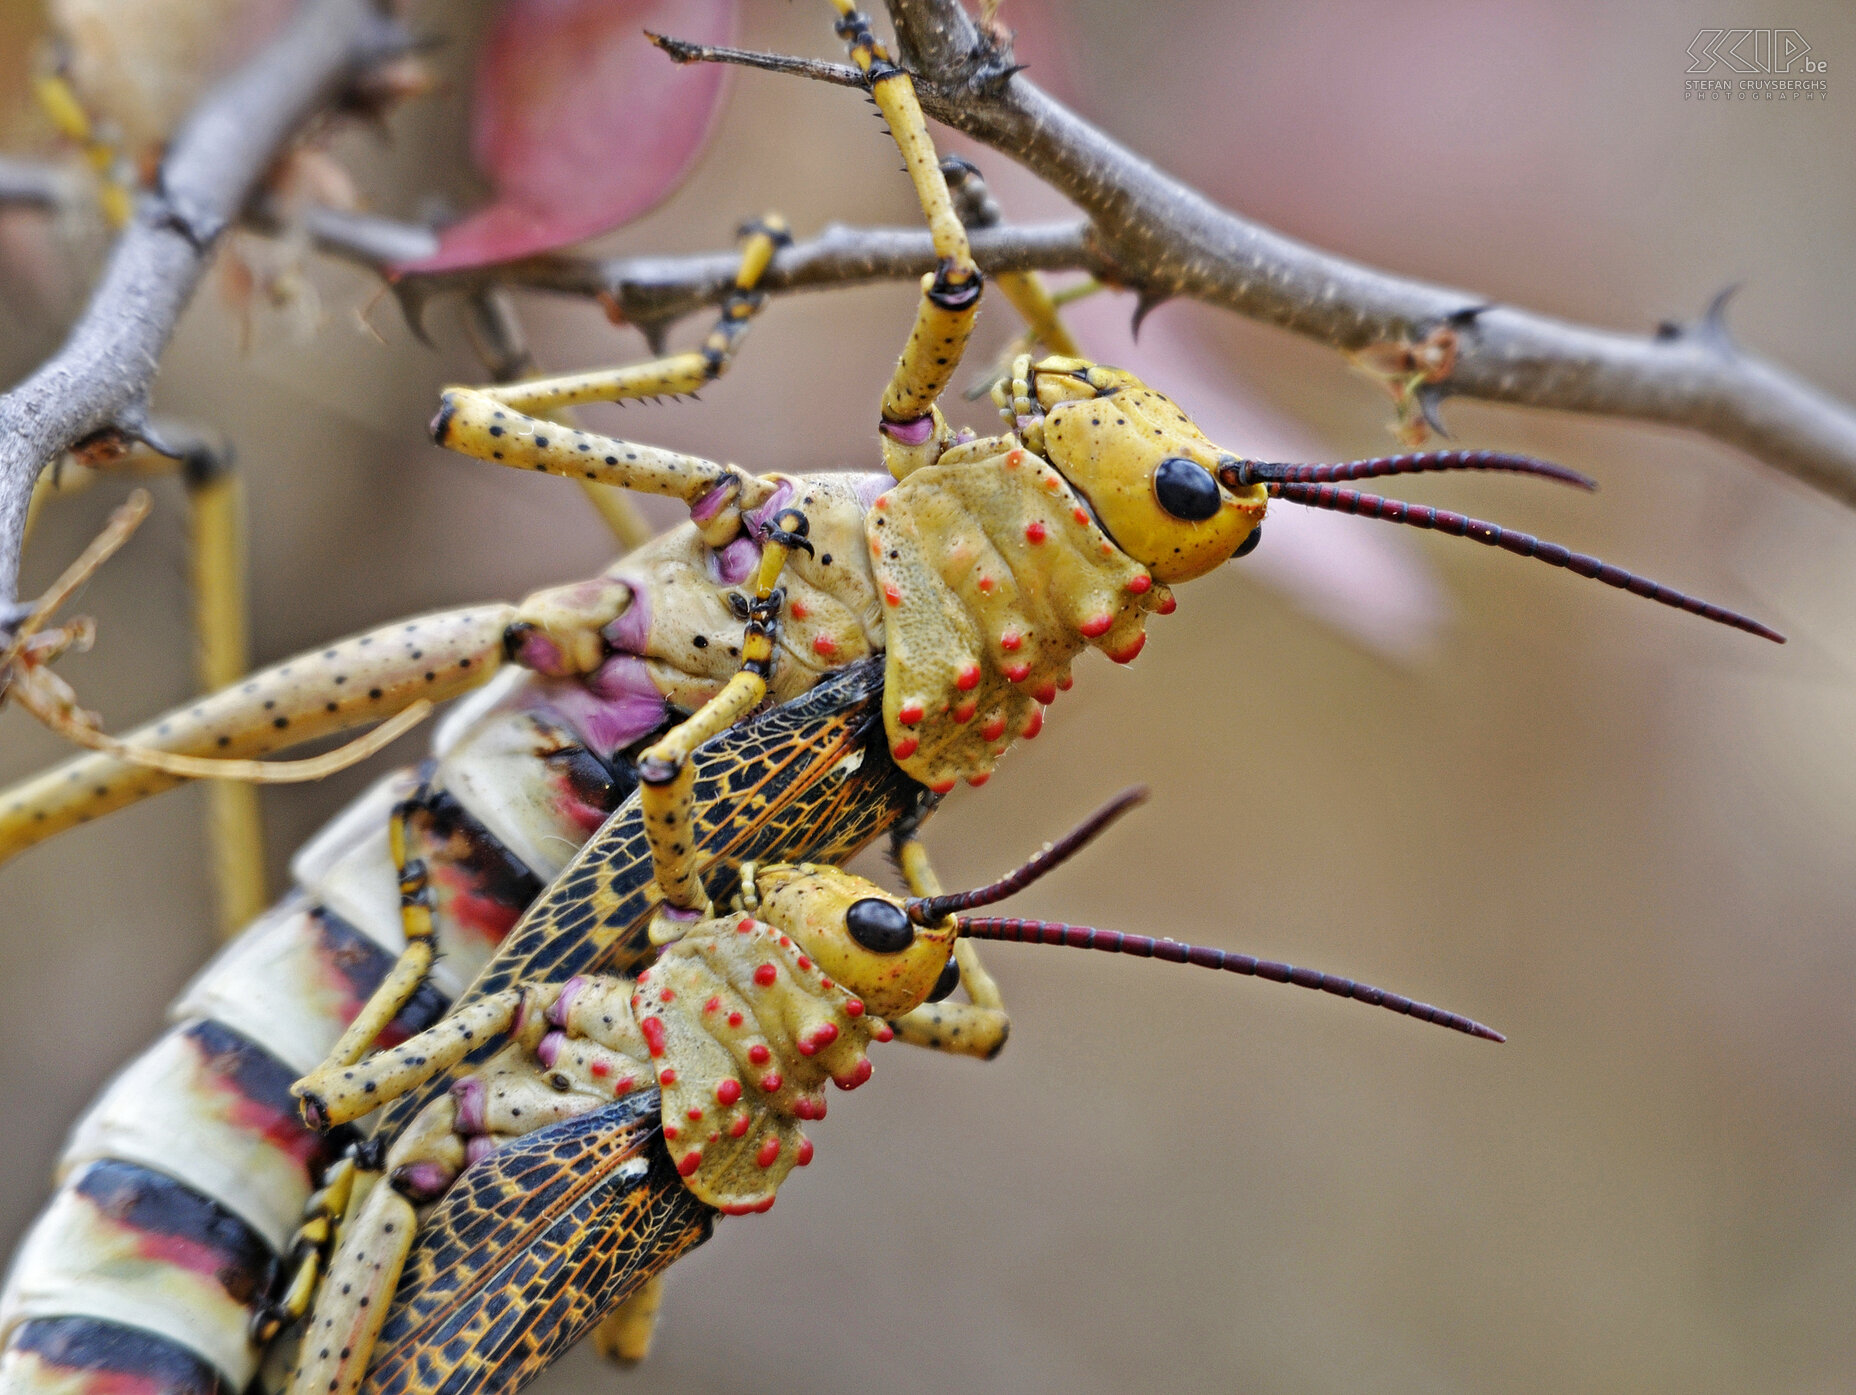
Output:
[0, 667, 635, 1395]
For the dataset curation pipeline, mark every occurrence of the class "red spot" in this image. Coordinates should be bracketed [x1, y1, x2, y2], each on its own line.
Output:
[1044, 476, 1061, 492]
[1079, 613, 1113, 638]
[614, 1075, 635, 1094]
[727, 1012, 743, 1028]
[796, 1137, 815, 1166]
[715, 1078, 742, 1105]
[703, 995, 720, 1014]
[729, 1112, 751, 1138]
[1127, 573, 1152, 594]
[1157, 593, 1177, 615]
[779, 935, 792, 949]
[952, 699, 976, 724]
[1110, 633, 1147, 664]
[808, 1022, 839, 1051]
[748, 1043, 771, 1064]
[760, 1071, 784, 1093]
[967, 772, 990, 787]
[820, 977, 833, 990]
[1022, 708, 1044, 740]
[1033, 681, 1057, 704]
[845, 999, 865, 1017]
[875, 495, 889, 510]
[812, 634, 838, 657]
[835, 1057, 874, 1090]
[677, 1150, 702, 1177]
[591, 1060, 609, 1078]
[641, 1016, 667, 1057]
[1073, 507, 1090, 525]
[659, 1066, 678, 1085]
[955, 663, 980, 691]
[719, 1195, 777, 1215]
[797, 955, 812, 970]
[892, 736, 919, 760]
[637, 970, 650, 984]
[659, 988, 675, 1003]
[981, 714, 1007, 741]
[1006, 449, 1024, 467]
[1003, 662, 1031, 683]
[978, 575, 996, 594]
[1057, 673, 1074, 691]
[871, 1021, 895, 1043]
[898, 699, 924, 725]
[1000, 631, 1022, 652]
[1024, 521, 1047, 544]
[931, 778, 956, 794]
[884, 584, 902, 607]
[756, 1137, 781, 1168]
[789, 601, 808, 620]
[793, 1096, 825, 1121]
[737, 918, 754, 933]
[687, 1106, 704, 1121]
[754, 963, 777, 987]
[663, 1124, 680, 1141]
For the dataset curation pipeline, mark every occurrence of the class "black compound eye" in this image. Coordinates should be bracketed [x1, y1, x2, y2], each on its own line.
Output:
[925, 957, 962, 1003]
[1231, 524, 1263, 560]
[1154, 457, 1222, 521]
[845, 898, 915, 954]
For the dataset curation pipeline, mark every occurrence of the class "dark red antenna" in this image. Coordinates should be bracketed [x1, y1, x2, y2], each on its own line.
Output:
[1258, 480, 1784, 643]
[959, 917, 1504, 1042]
[1226, 449, 1597, 492]
[906, 787, 1148, 925]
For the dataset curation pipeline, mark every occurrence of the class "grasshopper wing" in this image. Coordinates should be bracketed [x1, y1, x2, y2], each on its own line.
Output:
[362, 1091, 709, 1395]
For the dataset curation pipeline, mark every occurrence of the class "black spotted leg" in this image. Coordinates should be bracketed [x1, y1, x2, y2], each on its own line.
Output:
[434, 217, 792, 547]
[827, 3, 984, 479]
[637, 510, 814, 944]
[887, 831, 1012, 1060]
[300, 795, 441, 1090]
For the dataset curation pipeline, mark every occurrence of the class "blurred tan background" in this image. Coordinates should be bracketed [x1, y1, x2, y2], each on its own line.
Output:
[3, 2, 1855, 1392]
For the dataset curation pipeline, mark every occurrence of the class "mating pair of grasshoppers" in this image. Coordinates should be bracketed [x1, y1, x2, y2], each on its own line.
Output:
[0, 5, 1784, 1395]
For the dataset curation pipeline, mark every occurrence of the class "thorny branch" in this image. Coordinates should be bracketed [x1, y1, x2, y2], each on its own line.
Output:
[657, 1, 1856, 512]
[0, 0, 406, 617]
[4, 0, 1856, 626]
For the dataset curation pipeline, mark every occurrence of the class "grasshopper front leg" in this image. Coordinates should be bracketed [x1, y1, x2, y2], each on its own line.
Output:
[887, 830, 1012, 1060]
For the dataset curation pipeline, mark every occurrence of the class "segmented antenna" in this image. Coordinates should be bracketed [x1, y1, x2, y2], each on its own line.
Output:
[958, 917, 1504, 1042]
[906, 786, 1148, 925]
[1267, 481, 1784, 643]
[1226, 450, 1596, 492]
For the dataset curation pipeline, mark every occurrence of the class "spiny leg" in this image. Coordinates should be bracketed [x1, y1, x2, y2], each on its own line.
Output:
[888, 831, 1011, 1060]
[309, 794, 444, 1082]
[284, 1106, 463, 1395]
[828, 4, 983, 477]
[940, 155, 1081, 359]
[250, 1143, 371, 1345]
[638, 510, 813, 941]
[294, 988, 534, 1129]
[462, 286, 653, 551]
[435, 217, 791, 546]
[477, 215, 790, 414]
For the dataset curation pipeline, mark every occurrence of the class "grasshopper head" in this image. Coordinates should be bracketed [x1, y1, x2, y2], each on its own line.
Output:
[754, 863, 957, 1019]
[1009, 358, 1266, 584]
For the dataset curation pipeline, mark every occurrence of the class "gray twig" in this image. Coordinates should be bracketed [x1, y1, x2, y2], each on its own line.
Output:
[661, 0, 1856, 510]
[296, 202, 1092, 341]
[0, 0, 407, 614]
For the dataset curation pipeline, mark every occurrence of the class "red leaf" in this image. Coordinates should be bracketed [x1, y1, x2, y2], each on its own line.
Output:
[398, 0, 738, 273]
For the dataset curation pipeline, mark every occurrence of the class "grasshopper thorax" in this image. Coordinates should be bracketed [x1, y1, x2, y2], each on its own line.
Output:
[1001, 356, 1266, 583]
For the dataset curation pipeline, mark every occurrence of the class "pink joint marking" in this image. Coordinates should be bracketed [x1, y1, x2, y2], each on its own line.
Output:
[881, 415, 936, 446]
